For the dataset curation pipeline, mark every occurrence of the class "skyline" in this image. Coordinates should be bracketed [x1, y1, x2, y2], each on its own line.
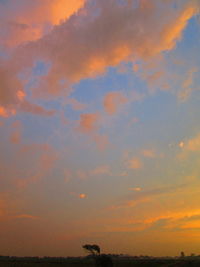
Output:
[0, 0, 200, 257]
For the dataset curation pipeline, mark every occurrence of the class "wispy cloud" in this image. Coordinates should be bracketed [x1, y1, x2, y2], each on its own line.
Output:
[110, 183, 187, 210]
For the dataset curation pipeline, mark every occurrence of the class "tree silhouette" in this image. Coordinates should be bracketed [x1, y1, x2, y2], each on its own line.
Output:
[180, 251, 185, 258]
[82, 244, 113, 266]
[82, 244, 100, 255]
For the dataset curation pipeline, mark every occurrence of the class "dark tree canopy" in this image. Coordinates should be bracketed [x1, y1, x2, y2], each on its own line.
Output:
[82, 244, 100, 255]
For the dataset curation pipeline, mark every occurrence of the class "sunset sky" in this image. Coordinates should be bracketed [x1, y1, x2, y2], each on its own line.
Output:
[0, 0, 200, 257]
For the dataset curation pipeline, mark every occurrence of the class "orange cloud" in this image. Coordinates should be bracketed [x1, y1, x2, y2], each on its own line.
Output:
[90, 165, 111, 176]
[20, 100, 56, 116]
[79, 193, 87, 199]
[179, 133, 200, 155]
[63, 169, 72, 183]
[17, 90, 26, 101]
[14, 214, 39, 220]
[0, 106, 16, 118]
[1, 0, 199, 116]
[0, 0, 85, 48]
[161, 5, 198, 51]
[93, 134, 109, 151]
[10, 120, 22, 144]
[179, 141, 184, 148]
[76, 170, 87, 180]
[103, 91, 127, 115]
[178, 67, 198, 102]
[141, 149, 156, 158]
[78, 113, 99, 133]
[0, 106, 8, 118]
[128, 157, 143, 169]
[76, 164, 111, 180]
[180, 220, 200, 230]
[15, 143, 58, 188]
[66, 98, 87, 111]
[69, 192, 87, 199]
[186, 136, 200, 151]
[111, 209, 200, 233]
[129, 187, 142, 192]
[111, 183, 188, 210]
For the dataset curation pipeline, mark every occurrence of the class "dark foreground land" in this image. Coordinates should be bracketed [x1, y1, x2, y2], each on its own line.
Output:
[1, 256, 200, 267]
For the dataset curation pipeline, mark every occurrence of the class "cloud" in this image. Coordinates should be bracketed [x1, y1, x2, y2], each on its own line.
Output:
[127, 157, 143, 169]
[160, 4, 198, 51]
[17, 90, 26, 102]
[0, 0, 85, 48]
[9, 120, 22, 144]
[89, 165, 111, 176]
[0, 106, 10, 118]
[76, 164, 111, 180]
[111, 183, 187, 210]
[178, 67, 198, 102]
[76, 170, 88, 180]
[111, 209, 200, 233]
[65, 98, 87, 111]
[63, 169, 72, 183]
[141, 149, 156, 158]
[185, 134, 200, 151]
[103, 91, 127, 115]
[79, 193, 87, 199]
[15, 143, 58, 188]
[0, 64, 22, 111]
[78, 113, 99, 133]
[69, 192, 87, 199]
[20, 100, 56, 116]
[77, 112, 109, 149]
[178, 133, 200, 159]
[14, 214, 39, 220]
[1, 0, 198, 117]
[129, 187, 142, 192]
[93, 134, 109, 151]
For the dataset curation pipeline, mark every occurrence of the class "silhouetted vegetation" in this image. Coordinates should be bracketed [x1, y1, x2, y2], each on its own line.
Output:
[82, 244, 113, 266]
[82, 244, 100, 255]
[1, 252, 200, 266]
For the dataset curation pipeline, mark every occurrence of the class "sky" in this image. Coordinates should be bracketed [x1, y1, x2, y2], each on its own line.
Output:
[0, 0, 200, 258]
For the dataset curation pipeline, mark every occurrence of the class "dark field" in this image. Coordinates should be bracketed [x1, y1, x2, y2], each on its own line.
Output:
[1, 257, 200, 267]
